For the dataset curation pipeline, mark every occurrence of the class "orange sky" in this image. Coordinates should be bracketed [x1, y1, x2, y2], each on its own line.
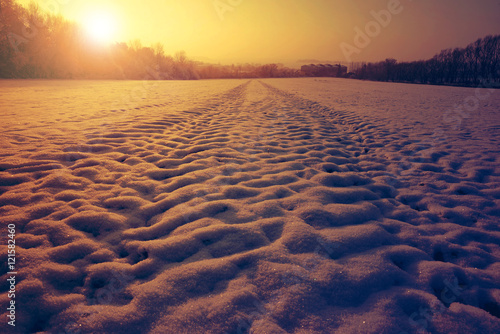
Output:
[18, 0, 500, 66]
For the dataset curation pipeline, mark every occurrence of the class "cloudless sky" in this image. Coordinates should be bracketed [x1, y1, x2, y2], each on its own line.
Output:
[18, 0, 500, 66]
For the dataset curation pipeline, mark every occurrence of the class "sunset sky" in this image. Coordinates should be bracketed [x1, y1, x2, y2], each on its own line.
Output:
[18, 0, 500, 66]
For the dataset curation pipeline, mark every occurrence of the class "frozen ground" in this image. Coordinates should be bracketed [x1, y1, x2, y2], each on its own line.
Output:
[0, 78, 499, 333]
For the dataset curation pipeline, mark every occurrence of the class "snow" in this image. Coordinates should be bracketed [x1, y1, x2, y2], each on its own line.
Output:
[0, 78, 499, 333]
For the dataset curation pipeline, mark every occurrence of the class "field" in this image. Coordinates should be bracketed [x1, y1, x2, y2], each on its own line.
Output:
[1, 78, 499, 333]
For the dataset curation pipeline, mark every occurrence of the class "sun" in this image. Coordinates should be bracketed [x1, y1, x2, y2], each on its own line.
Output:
[82, 10, 119, 45]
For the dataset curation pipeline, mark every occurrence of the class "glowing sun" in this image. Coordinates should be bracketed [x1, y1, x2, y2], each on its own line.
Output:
[82, 10, 119, 45]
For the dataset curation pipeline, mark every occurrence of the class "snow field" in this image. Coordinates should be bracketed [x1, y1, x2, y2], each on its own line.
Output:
[0, 78, 499, 333]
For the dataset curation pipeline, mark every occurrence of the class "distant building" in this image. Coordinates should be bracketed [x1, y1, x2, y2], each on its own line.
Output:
[300, 64, 347, 77]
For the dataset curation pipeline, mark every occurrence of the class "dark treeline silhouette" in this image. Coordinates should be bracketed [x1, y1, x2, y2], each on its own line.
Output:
[0, 0, 198, 79]
[0, 0, 299, 79]
[301, 64, 347, 77]
[197, 63, 301, 79]
[349, 35, 500, 87]
[2, 0, 498, 84]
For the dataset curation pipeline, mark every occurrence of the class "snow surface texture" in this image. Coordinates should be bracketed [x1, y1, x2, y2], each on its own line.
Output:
[0, 78, 499, 333]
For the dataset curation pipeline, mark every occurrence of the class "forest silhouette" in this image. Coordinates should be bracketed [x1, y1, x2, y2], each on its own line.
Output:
[0, 0, 301, 80]
[349, 35, 500, 87]
[0, 0, 498, 86]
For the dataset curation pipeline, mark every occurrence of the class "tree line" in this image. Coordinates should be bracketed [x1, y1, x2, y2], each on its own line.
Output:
[348, 35, 500, 87]
[1, 0, 498, 85]
[0, 0, 300, 79]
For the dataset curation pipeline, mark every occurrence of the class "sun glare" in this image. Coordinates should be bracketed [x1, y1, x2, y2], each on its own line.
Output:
[82, 10, 118, 45]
